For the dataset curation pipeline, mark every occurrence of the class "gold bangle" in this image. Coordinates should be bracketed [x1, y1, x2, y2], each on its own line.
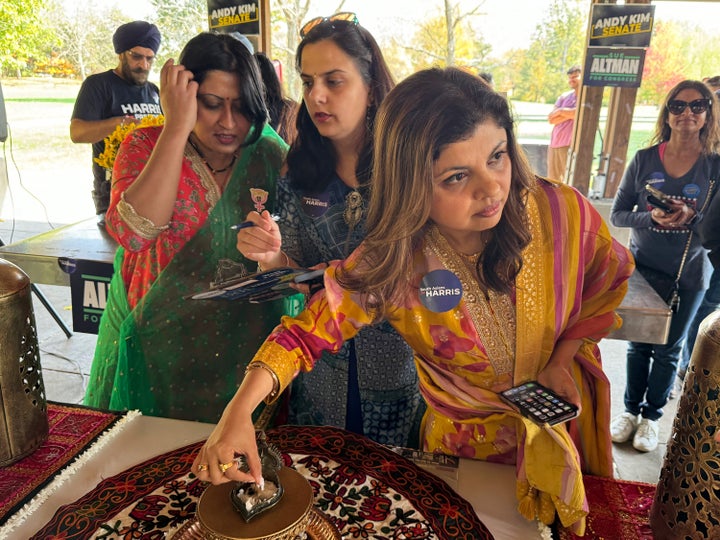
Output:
[257, 251, 291, 273]
[245, 361, 280, 401]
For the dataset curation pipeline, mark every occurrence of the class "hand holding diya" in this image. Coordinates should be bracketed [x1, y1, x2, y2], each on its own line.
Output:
[169, 431, 340, 540]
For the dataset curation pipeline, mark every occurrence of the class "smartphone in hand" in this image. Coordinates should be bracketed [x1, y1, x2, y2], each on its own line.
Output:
[644, 184, 676, 214]
[500, 381, 579, 426]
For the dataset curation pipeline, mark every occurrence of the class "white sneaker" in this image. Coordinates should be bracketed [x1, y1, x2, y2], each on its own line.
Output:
[633, 418, 659, 452]
[610, 412, 639, 443]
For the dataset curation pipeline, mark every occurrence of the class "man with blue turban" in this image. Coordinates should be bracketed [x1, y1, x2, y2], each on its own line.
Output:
[70, 21, 163, 226]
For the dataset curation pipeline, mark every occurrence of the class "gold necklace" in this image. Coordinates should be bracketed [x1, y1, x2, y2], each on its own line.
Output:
[188, 137, 237, 175]
[457, 250, 483, 264]
[425, 225, 516, 375]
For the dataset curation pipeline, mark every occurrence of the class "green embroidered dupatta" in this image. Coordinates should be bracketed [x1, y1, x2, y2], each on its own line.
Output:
[86, 126, 288, 423]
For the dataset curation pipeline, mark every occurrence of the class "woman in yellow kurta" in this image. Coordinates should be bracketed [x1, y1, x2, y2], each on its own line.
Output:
[193, 67, 634, 535]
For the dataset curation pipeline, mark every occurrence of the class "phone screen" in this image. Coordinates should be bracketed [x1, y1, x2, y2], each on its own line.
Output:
[500, 381, 579, 426]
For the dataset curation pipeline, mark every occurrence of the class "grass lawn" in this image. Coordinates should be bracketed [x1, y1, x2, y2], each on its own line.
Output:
[0, 78, 660, 225]
[1, 78, 92, 224]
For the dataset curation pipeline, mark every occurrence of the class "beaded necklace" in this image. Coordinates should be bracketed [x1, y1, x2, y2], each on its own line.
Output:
[188, 137, 237, 175]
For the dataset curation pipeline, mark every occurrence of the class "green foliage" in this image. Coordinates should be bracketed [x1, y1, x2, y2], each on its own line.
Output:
[0, 0, 58, 77]
[150, 0, 207, 62]
[268, 0, 314, 100]
[511, 0, 588, 103]
[637, 20, 720, 105]
[44, 2, 127, 79]
[8, 0, 720, 114]
[637, 21, 685, 105]
[408, 10, 491, 71]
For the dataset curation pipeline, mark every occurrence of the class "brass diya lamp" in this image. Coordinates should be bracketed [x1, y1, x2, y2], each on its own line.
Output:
[169, 432, 339, 540]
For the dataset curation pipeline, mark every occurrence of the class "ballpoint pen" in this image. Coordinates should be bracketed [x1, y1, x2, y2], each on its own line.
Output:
[229, 221, 256, 230]
[230, 214, 280, 230]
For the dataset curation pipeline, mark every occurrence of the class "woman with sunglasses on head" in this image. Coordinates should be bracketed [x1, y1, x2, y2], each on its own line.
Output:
[235, 13, 425, 447]
[610, 80, 720, 453]
[85, 32, 289, 423]
[196, 67, 633, 535]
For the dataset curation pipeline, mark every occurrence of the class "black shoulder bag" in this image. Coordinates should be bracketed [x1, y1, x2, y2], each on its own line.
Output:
[637, 178, 716, 313]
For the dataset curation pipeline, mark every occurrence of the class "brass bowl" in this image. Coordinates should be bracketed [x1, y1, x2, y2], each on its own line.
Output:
[167, 467, 340, 540]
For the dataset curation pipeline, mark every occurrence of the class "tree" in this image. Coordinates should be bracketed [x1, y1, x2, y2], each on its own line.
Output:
[398, 1, 489, 74]
[150, 0, 207, 62]
[268, 0, 314, 100]
[45, 2, 126, 79]
[489, 48, 526, 96]
[267, 0, 349, 99]
[511, 0, 587, 103]
[637, 21, 686, 105]
[0, 0, 55, 77]
[640, 20, 720, 104]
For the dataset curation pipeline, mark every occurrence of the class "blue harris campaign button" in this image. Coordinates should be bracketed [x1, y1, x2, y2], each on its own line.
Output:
[301, 193, 331, 218]
[682, 183, 700, 198]
[58, 257, 77, 274]
[419, 269, 463, 312]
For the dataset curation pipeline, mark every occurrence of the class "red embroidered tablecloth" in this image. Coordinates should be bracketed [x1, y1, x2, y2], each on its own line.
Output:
[555, 474, 655, 539]
[0, 402, 126, 524]
[32, 425, 493, 539]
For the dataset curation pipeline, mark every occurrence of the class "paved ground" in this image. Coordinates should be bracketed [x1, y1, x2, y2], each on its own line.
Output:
[0, 213, 679, 485]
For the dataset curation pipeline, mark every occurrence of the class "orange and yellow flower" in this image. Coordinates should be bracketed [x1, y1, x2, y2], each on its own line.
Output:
[94, 114, 164, 171]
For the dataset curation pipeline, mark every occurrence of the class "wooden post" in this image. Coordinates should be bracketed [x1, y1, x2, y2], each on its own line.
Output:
[259, 0, 271, 53]
[568, 0, 650, 198]
[567, 85, 603, 196]
[600, 0, 650, 197]
[602, 86, 639, 197]
[566, 0, 611, 195]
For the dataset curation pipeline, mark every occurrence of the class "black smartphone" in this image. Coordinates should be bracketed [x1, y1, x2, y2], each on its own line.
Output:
[644, 184, 676, 214]
[499, 381, 579, 426]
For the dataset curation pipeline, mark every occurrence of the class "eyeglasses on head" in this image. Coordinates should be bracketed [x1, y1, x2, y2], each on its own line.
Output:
[299, 12, 358, 38]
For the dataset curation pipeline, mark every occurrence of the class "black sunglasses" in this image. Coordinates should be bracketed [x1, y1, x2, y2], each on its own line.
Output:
[300, 12, 358, 38]
[667, 99, 711, 115]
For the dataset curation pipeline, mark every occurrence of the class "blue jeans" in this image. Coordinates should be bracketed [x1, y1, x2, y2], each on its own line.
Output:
[678, 269, 720, 377]
[624, 287, 705, 421]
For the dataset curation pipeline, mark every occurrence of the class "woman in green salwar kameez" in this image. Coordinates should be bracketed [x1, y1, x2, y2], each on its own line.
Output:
[85, 32, 289, 423]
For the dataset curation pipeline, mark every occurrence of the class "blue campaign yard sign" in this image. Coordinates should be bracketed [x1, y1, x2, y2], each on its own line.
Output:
[60, 258, 114, 334]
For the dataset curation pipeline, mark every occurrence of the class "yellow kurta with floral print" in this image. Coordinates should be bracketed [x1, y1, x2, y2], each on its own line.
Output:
[254, 179, 634, 533]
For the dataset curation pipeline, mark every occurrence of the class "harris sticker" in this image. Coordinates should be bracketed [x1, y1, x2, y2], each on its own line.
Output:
[301, 193, 330, 218]
[682, 183, 700, 198]
[419, 270, 463, 312]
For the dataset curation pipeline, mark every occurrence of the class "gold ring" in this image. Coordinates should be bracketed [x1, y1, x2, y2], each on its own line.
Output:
[218, 461, 234, 474]
[197, 463, 208, 472]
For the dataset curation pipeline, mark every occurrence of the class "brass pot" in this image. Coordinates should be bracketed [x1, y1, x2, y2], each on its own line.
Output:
[649, 310, 720, 539]
[0, 258, 48, 466]
[168, 467, 340, 540]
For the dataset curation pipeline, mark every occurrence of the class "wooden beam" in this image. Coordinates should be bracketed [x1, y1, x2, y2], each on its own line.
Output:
[259, 0, 271, 53]
[602, 86, 639, 197]
[566, 0, 611, 195]
[601, 0, 650, 197]
[568, 0, 651, 198]
[567, 85, 603, 196]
